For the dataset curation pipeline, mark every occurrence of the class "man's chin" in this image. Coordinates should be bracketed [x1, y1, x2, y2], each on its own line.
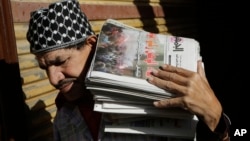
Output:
[59, 87, 73, 96]
[60, 83, 84, 101]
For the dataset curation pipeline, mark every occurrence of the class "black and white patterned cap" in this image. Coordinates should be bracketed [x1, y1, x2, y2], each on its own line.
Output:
[26, 0, 94, 54]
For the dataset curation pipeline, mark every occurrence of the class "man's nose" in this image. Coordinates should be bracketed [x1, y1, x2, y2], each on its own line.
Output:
[47, 66, 63, 86]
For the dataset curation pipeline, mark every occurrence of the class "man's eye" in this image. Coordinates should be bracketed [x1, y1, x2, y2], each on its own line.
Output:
[54, 60, 67, 66]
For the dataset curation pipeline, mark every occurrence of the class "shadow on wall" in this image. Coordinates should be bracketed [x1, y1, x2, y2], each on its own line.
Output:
[133, 0, 199, 39]
[0, 60, 53, 141]
[133, 0, 159, 33]
[0, 60, 28, 141]
[26, 100, 53, 141]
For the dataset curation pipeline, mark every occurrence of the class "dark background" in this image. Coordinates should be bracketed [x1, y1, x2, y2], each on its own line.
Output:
[197, 0, 248, 140]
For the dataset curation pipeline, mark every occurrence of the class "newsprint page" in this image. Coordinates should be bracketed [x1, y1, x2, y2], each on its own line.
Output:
[86, 19, 201, 140]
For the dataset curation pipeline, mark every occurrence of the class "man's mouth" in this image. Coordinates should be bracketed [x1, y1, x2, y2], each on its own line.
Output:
[56, 78, 77, 93]
[59, 82, 73, 93]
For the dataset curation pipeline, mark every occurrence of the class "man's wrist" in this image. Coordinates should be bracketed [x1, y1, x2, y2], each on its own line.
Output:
[214, 113, 231, 140]
[196, 112, 231, 141]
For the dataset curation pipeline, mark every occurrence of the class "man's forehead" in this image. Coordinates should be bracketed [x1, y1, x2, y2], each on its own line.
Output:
[36, 49, 69, 61]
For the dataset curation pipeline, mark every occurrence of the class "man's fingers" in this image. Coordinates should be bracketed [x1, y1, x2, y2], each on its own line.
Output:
[156, 70, 188, 85]
[160, 64, 193, 77]
[153, 98, 186, 109]
[147, 75, 186, 95]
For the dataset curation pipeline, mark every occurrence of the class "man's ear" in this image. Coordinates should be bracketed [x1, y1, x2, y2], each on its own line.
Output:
[85, 35, 97, 46]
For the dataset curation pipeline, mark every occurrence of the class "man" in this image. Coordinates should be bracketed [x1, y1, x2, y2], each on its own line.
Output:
[26, 0, 230, 141]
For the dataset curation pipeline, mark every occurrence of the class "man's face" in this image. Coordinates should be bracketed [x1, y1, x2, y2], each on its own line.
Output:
[36, 44, 92, 100]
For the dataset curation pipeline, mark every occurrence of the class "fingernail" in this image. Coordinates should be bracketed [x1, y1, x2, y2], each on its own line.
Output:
[146, 76, 153, 81]
[151, 69, 158, 75]
[159, 66, 163, 70]
[150, 71, 153, 75]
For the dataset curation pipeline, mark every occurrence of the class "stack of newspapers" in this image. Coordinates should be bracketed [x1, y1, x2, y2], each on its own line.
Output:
[85, 19, 201, 140]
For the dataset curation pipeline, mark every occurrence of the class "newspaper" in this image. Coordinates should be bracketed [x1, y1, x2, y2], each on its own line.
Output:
[85, 19, 200, 139]
[104, 115, 198, 139]
[86, 19, 201, 101]
[94, 101, 194, 119]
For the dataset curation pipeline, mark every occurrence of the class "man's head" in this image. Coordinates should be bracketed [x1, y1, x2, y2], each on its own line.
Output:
[26, 0, 97, 100]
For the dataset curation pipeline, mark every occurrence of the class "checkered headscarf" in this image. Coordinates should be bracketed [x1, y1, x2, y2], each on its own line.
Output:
[26, 0, 94, 54]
